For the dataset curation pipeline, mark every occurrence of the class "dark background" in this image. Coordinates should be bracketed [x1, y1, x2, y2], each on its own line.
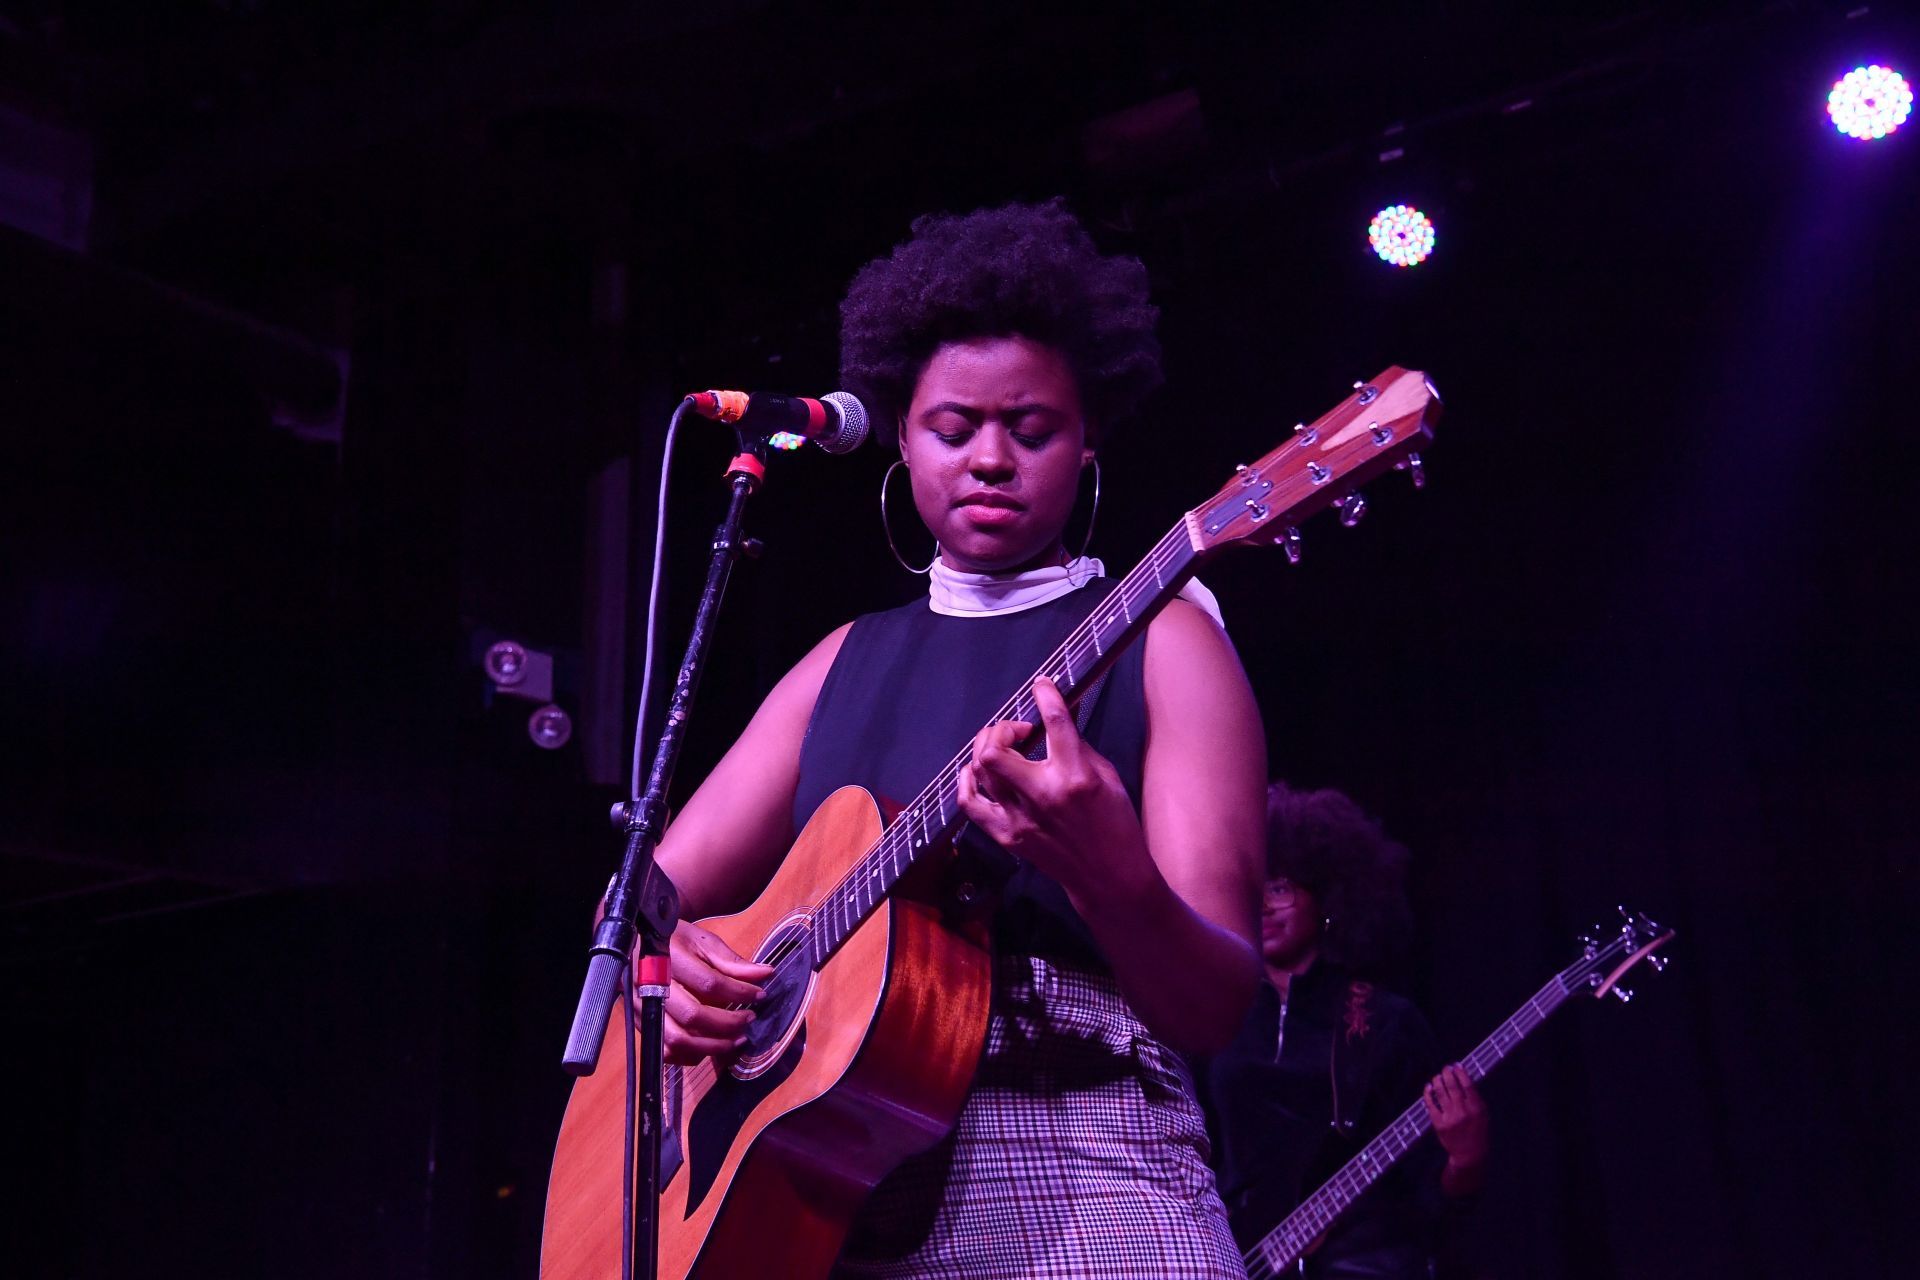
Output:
[4, 3, 1915, 1277]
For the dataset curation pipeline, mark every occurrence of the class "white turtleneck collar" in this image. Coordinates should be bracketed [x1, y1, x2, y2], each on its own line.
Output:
[927, 553, 1226, 629]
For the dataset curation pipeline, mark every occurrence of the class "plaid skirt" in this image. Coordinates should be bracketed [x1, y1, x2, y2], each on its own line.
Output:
[831, 953, 1247, 1279]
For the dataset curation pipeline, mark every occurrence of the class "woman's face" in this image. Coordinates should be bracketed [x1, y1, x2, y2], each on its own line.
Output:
[899, 335, 1093, 574]
[1260, 876, 1323, 971]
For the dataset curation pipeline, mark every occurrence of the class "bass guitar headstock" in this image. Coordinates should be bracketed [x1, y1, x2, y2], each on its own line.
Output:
[1187, 366, 1441, 559]
[1570, 906, 1676, 1005]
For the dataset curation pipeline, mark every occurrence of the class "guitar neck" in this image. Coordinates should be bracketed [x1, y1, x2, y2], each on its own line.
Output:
[1248, 972, 1581, 1275]
[800, 522, 1202, 967]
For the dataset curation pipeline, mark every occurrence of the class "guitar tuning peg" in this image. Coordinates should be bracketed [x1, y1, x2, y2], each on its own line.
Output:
[1337, 492, 1368, 528]
[1648, 954, 1670, 973]
[1281, 526, 1303, 565]
[1392, 452, 1427, 489]
[1611, 985, 1634, 1004]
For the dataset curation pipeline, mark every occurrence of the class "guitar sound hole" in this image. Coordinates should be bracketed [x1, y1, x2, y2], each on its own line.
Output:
[733, 919, 816, 1075]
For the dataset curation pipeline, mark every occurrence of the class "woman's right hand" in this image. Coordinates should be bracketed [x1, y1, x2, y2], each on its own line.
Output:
[651, 920, 775, 1065]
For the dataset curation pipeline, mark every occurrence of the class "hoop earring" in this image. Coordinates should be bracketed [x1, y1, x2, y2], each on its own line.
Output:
[1072, 457, 1102, 561]
[881, 460, 936, 574]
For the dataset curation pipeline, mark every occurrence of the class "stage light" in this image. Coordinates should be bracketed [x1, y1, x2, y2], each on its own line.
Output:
[1828, 65, 1911, 140]
[528, 704, 573, 750]
[1368, 205, 1437, 268]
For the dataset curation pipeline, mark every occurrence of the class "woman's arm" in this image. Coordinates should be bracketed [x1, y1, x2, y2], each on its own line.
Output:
[644, 622, 850, 1062]
[959, 599, 1266, 1052]
[651, 622, 850, 919]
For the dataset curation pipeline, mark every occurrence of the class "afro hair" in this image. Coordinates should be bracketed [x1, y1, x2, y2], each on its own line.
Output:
[1265, 782, 1414, 977]
[839, 198, 1163, 447]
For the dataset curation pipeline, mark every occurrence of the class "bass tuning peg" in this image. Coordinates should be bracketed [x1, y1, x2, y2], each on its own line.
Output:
[1611, 986, 1634, 1004]
[1337, 492, 1368, 528]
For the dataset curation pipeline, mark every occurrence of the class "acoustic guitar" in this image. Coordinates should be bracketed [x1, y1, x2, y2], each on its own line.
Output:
[1241, 908, 1676, 1278]
[542, 367, 1442, 1280]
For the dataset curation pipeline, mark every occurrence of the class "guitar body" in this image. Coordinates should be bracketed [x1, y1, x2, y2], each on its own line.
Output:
[541, 786, 994, 1280]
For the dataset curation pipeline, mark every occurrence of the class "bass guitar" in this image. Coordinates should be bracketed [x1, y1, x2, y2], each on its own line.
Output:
[1242, 907, 1676, 1278]
[543, 367, 1443, 1280]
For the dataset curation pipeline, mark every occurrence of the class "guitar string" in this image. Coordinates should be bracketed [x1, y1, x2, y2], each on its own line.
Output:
[1239, 939, 1632, 1274]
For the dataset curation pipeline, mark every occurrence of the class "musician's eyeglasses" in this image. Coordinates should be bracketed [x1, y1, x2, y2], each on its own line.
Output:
[1263, 878, 1304, 908]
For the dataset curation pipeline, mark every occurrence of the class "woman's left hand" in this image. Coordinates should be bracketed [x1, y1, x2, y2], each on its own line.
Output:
[1425, 1064, 1490, 1194]
[957, 676, 1148, 901]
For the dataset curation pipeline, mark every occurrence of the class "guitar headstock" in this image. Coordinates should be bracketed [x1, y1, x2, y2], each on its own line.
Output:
[1187, 366, 1441, 557]
[1569, 906, 1676, 1005]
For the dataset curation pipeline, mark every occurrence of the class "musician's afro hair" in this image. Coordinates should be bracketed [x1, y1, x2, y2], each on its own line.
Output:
[839, 198, 1162, 447]
[1265, 782, 1414, 978]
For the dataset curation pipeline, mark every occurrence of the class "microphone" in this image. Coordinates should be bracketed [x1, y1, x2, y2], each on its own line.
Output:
[685, 389, 870, 455]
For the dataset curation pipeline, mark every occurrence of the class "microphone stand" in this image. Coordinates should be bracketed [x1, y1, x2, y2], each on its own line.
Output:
[561, 430, 771, 1280]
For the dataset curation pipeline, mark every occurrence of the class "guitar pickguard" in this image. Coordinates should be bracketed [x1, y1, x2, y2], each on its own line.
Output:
[682, 1024, 808, 1215]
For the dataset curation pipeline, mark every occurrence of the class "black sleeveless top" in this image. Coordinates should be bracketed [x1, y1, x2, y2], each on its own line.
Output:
[792, 583, 1149, 969]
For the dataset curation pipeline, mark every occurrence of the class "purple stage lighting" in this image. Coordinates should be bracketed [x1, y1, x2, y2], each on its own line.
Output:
[1368, 205, 1437, 268]
[1828, 65, 1911, 140]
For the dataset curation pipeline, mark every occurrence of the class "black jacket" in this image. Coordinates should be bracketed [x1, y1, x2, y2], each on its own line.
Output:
[1198, 962, 1451, 1278]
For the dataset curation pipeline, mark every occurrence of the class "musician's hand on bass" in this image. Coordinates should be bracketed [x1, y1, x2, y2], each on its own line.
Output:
[1424, 1064, 1490, 1196]
[651, 920, 776, 1065]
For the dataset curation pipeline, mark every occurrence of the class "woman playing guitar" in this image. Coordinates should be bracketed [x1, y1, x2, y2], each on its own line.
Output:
[643, 199, 1267, 1278]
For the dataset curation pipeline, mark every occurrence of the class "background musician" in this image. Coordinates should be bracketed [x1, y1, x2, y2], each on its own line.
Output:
[1201, 782, 1490, 1278]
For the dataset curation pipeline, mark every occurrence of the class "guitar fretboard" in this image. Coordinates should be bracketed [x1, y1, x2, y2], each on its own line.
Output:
[795, 522, 1200, 970]
[1246, 936, 1631, 1278]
